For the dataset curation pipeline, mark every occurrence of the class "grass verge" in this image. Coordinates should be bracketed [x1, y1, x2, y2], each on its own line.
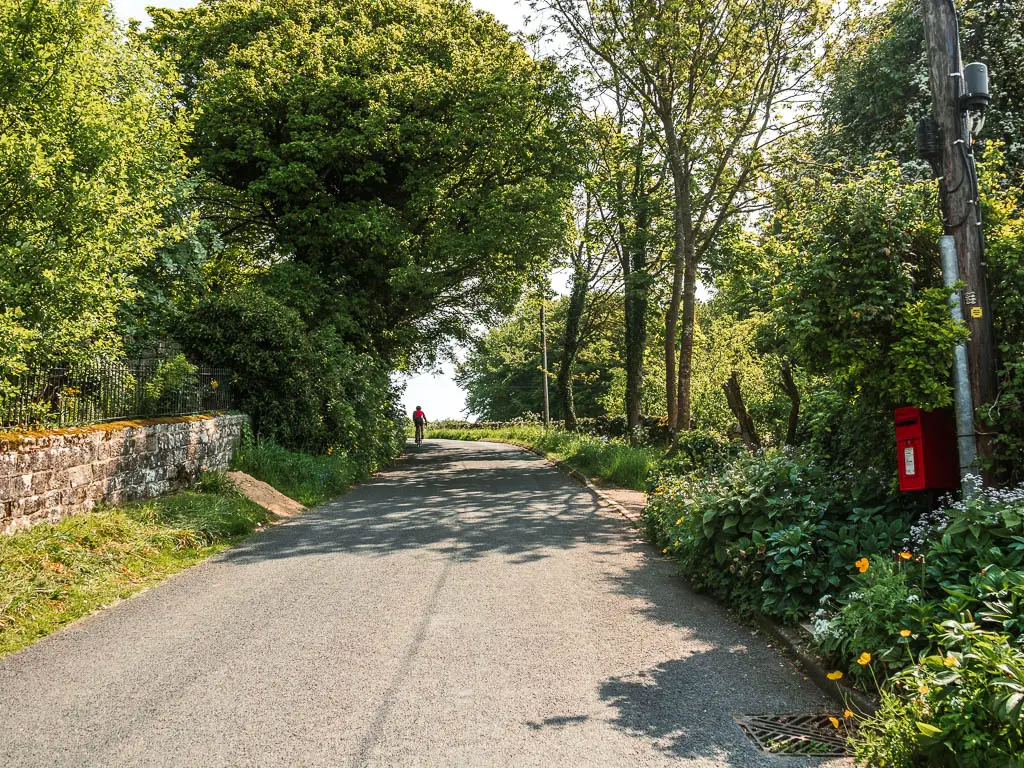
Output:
[426, 425, 658, 491]
[0, 475, 269, 659]
[232, 440, 370, 507]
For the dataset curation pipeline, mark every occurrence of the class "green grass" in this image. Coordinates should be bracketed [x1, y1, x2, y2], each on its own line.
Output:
[0, 480, 269, 659]
[426, 424, 658, 491]
[232, 440, 369, 507]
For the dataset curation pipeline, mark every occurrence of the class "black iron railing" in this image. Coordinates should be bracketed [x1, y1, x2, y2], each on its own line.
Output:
[0, 358, 233, 430]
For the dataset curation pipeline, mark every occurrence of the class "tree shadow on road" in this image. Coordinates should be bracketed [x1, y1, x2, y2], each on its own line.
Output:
[592, 544, 846, 767]
[220, 440, 626, 566]
[220, 440, 844, 766]
[597, 651, 846, 767]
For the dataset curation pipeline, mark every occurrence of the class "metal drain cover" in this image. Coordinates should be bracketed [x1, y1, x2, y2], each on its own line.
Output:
[734, 713, 851, 756]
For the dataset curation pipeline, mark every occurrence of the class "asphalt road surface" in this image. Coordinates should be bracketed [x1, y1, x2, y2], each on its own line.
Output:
[0, 439, 852, 767]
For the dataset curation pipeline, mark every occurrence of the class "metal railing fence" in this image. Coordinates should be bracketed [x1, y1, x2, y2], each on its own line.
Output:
[0, 358, 233, 430]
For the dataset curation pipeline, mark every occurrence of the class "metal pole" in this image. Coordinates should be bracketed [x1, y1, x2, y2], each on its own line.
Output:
[540, 303, 550, 427]
[922, 0, 997, 474]
[940, 235, 979, 496]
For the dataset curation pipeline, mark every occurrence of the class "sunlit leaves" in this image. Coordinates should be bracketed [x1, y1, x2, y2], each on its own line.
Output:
[148, 0, 585, 362]
[0, 0, 189, 367]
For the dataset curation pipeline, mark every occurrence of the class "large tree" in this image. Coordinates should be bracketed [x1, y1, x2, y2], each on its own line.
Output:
[458, 293, 620, 422]
[0, 0, 187, 373]
[146, 0, 584, 367]
[554, 174, 629, 431]
[586, 108, 670, 434]
[539, 0, 831, 429]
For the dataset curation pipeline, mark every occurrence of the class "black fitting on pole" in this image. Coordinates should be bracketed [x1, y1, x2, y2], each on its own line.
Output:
[916, 115, 943, 175]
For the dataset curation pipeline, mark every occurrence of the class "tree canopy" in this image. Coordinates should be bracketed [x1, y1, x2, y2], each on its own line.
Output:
[0, 0, 188, 373]
[146, 0, 584, 366]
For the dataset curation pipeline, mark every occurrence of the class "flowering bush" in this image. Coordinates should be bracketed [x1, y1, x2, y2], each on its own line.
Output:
[912, 482, 1024, 592]
[647, 447, 1024, 764]
[804, 482, 1024, 763]
[854, 621, 1024, 767]
[818, 482, 1024, 673]
[812, 558, 920, 687]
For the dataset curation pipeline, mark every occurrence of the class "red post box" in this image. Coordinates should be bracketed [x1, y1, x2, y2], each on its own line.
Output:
[894, 406, 958, 492]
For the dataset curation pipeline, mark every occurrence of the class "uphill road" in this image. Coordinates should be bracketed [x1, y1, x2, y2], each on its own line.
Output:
[0, 439, 852, 767]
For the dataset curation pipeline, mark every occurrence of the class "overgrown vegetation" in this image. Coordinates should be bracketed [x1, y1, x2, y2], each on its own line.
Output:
[232, 439, 391, 507]
[0, 476, 269, 658]
[645, 460, 1024, 764]
[137, 0, 581, 451]
[2, 0, 583, 460]
[645, 449, 918, 623]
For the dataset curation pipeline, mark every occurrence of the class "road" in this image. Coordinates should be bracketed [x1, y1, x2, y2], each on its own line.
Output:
[0, 439, 851, 767]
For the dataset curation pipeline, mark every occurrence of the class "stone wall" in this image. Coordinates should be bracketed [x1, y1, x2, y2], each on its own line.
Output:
[0, 414, 247, 534]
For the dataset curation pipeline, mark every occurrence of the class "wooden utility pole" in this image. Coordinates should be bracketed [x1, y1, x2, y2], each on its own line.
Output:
[540, 303, 550, 427]
[921, 0, 997, 463]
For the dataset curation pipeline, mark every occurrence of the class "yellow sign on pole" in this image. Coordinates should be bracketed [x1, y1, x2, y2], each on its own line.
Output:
[970, 306, 983, 319]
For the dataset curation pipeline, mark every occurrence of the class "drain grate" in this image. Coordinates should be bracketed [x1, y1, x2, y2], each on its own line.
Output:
[734, 713, 852, 757]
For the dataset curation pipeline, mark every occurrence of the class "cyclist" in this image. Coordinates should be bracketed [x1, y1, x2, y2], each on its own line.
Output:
[412, 406, 427, 444]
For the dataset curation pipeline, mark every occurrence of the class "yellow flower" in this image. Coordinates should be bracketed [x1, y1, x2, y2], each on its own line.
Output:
[855, 557, 870, 573]
[900, 629, 912, 638]
[674, 540, 680, 547]
[826, 670, 843, 681]
[210, 379, 219, 390]
[676, 517, 684, 525]
[899, 551, 913, 560]
[828, 717, 840, 729]
[857, 652, 872, 666]
[844, 710, 854, 719]
[327, 446, 334, 455]
[943, 655, 958, 667]
[662, 548, 668, 554]
[918, 685, 930, 694]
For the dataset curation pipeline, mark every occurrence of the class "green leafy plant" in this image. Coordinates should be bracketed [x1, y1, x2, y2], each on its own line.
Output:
[655, 428, 743, 480]
[935, 566, 1024, 641]
[813, 558, 919, 686]
[854, 621, 1024, 767]
[646, 449, 914, 620]
[912, 485, 1024, 592]
[762, 520, 821, 621]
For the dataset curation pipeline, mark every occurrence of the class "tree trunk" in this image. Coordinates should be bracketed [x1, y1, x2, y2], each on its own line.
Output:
[779, 359, 800, 446]
[623, 269, 648, 437]
[676, 242, 698, 430]
[723, 371, 761, 451]
[623, 189, 651, 439]
[557, 268, 587, 431]
[664, 265, 683, 430]
[662, 110, 689, 431]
